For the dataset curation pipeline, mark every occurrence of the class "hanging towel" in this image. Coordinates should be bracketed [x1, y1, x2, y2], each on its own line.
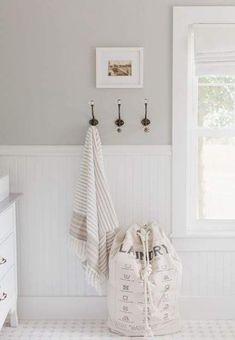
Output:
[70, 126, 119, 293]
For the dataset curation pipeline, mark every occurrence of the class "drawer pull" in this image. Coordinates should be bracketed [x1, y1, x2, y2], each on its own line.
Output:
[0, 292, 7, 301]
[0, 257, 7, 265]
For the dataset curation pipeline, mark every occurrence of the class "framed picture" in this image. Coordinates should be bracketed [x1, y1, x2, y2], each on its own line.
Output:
[96, 47, 144, 88]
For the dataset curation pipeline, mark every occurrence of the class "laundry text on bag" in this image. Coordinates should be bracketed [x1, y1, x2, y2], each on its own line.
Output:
[119, 244, 168, 260]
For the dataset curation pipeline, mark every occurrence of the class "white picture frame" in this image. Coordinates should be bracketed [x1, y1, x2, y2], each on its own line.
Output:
[96, 47, 144, 88]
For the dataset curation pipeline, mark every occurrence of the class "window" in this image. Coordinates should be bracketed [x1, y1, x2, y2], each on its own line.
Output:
[198, 76, 235, 220]
[198, 76, 235, 129]
[173, 7, 235, 236]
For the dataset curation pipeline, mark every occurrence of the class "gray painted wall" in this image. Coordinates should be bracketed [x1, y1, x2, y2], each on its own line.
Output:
[1, 0, 234, 145]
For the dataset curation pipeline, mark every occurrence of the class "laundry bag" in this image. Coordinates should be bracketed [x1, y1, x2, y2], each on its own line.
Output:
[107, 222, 182, 337]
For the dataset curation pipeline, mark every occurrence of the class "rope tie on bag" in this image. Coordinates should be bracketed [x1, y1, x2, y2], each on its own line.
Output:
[137, 225, 154, 337]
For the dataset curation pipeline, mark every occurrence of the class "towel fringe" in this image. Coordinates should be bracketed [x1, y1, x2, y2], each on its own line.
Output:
[70, 236, 106, 295]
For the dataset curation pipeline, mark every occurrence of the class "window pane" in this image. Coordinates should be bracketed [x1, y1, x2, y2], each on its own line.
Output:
[198, 137, 235, 219]
[198, 76, 235, 128]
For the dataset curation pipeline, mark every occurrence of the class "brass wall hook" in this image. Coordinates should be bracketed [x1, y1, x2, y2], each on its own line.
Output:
[89, 100, 99, 126]
[115, 99, 124, 133]
[141, 98, 150, 132]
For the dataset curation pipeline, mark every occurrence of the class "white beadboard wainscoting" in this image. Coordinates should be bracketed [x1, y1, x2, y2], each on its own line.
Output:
[0, 145, 234, 320]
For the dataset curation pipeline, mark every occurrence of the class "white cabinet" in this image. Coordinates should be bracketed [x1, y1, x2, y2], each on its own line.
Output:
[0, 194, 21, 330]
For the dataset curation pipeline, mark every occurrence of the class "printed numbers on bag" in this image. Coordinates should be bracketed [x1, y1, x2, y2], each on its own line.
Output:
[164, 274, 171, 281]
[163, 313, 169, 320]
[163, 303, 169, 311]
[121, 316, 130, 322]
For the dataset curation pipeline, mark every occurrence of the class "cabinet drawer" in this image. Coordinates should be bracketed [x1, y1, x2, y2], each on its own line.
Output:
[0, 267, 15, 321]
[0, 235, 14, 281]
[0, 206, 14, 243]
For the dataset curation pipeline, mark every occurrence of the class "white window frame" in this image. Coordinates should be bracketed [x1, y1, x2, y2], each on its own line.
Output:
[172, 6, 235, 237]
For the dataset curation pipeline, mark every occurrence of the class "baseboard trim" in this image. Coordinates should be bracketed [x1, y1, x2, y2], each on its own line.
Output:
[18, 296, 235, 320]
[18, 297, 107, 320]
[180, 296, 235, 319]
[0, 145, 171, 157]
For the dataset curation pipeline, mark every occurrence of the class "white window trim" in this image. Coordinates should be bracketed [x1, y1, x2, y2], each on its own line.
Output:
[172, 6, 235, 238]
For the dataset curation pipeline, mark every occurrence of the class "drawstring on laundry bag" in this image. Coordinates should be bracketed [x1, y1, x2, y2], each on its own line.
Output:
[107, 222, 182, 337]
[137, 225, 154, 338]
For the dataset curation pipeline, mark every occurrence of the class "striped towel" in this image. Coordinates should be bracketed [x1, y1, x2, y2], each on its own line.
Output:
[70, 126, 119, 293]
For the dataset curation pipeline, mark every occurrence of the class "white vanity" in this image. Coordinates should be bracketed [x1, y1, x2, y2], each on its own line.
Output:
[0, 172, 21, 330]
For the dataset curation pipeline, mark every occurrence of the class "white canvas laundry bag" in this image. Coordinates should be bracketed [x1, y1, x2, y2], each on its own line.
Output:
[107, 222, 182, 337]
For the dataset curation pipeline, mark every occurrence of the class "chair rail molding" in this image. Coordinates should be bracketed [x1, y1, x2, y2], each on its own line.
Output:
[0, 145, 171, 157]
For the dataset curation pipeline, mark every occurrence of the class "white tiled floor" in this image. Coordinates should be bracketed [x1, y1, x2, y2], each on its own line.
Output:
[0, 320, 235, 340]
